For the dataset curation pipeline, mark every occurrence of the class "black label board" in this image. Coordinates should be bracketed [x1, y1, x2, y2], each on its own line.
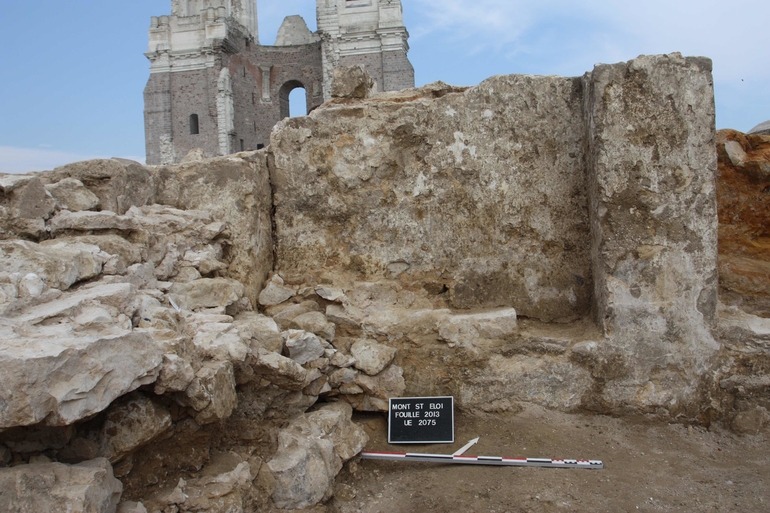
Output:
[388, 396, 454, 444]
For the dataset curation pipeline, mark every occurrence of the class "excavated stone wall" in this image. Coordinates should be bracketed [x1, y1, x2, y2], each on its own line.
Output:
[270, 54, 731, 417]
[2, 54, 769, 511]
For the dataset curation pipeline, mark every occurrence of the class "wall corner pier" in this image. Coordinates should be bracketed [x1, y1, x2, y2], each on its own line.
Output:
[583, 53, 720, 414]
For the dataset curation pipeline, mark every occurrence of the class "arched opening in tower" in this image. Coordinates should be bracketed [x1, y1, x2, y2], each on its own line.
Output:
[279, 80, 307, 119]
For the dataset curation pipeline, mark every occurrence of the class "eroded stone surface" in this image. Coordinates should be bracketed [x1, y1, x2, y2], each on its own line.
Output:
[268, 402, 367, 510]
[0, 458, 122, 512]
[350, 339, 397, 376]
[0, 329, 161, 428]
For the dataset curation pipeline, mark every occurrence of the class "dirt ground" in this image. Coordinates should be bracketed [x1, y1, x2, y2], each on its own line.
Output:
[330, 405, 770, 513]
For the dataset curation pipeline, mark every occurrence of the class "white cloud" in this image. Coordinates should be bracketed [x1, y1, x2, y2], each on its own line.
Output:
[0, 146, 144, 175]
[411, 0, 770, 81]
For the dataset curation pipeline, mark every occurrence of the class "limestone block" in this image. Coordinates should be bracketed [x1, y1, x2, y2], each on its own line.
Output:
[284, 330, 326, 364]
[154, 354, 196, 395]
[74, 306, 114, 328]
[169, 278, 244, 311]
[268, 402, 367, 510]
[350, 339, 397, 376]
[193, 322, 249, 362]
[45, 177, 100, 211]
[49, 210, 142, 233]
[438, 308, 518, 346]
[11, 282, 136, 325]
[272, 301, 320, 330]
[329, 351, 356, 368]
[328, 367, 358, 388]
[0, 240, 107, 291]
[315, 285, 345, 302]
[233, 312, 284, 353]
[326, 304, 362, 328]
[290, 311, 336, 341]
[99, 394, 172, 463]
[331, 65, 374, 99]
[0, 458, 122, 512]
[125, 204, 212, 236]
[181, 148, 206, 163]
[199, 221, 227, 242]
[252, 348, 309, 390]
[304, 375, 331, 396]
[50, 158, 155, 215]
[0, 328, 161, 428]
[258, 274, 296, 306]
[355, 365, 406, 406]
[191, 361, 238, 425]
[41, 235, 143, 268]
[339, 383, 364, 395]
[183, 245, 227, 275]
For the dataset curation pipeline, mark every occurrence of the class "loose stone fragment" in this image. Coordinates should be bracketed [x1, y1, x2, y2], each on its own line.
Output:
[45, 178, 100, 212]
[350, 339, 397, 376]
[169, 278, 244, 311]
[268, 402, 367, 510]
[252, 348, 309, 390]
[154, 354, 196, 395]
[284, 329, 326, 365]
[290, 311, 336, 341]
[258, 274, 296, 306]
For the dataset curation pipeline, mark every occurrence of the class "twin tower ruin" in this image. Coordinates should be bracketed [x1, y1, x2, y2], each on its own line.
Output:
[143, 0, 414, 165]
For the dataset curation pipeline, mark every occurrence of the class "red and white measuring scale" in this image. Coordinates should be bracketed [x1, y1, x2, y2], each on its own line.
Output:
[362, 438, 604, 470]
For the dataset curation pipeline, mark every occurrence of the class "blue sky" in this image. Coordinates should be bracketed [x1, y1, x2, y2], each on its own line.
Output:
[1, 0, 768, 173]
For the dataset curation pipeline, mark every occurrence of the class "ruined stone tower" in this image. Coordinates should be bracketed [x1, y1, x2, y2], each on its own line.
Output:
[144, 0, 414, 165]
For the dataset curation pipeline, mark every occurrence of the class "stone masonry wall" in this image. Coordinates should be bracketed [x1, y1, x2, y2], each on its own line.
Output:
[269, 54, 734, 416]
[271, 76, 593, 323]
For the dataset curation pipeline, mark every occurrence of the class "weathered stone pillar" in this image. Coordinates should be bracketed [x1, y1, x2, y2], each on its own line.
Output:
[583, 53, 720, 412]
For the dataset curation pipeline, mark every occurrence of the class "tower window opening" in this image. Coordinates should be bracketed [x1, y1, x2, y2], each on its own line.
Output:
[240, 139, 245, 151]
[189, 114, 199, 135]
